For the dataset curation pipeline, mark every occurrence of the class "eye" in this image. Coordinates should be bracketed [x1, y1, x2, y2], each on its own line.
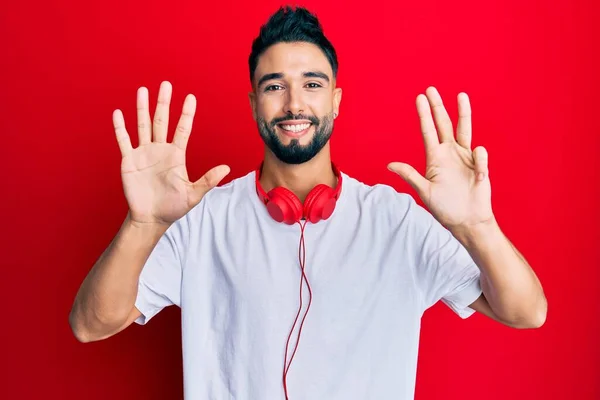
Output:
[265, 84, 283, 92]
[306, 82, 322, 89]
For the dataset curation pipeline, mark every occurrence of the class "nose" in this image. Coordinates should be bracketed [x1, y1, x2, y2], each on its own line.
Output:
[283, 85, 305, 116]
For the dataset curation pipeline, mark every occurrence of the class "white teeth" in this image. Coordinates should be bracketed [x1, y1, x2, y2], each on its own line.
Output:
[280, 123, 310, 133]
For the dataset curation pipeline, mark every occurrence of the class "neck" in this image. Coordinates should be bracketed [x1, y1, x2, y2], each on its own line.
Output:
[259, 144, 337, 203]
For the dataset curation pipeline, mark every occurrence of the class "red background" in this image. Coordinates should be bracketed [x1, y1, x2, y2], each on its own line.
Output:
[2, 0, 598, 398]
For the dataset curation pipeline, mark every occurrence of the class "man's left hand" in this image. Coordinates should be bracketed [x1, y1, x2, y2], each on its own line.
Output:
[388, 87, 495, 232]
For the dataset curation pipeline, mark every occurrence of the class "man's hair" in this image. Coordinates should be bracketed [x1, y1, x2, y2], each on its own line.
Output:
[248, 5, 338, 84]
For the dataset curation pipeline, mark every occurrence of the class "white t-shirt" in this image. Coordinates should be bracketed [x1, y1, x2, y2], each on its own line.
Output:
[134, 169, 483, 400]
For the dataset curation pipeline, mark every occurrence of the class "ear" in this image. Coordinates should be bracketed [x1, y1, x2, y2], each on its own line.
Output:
[248, 91, 257, 121]
[333, 87, 342, 118]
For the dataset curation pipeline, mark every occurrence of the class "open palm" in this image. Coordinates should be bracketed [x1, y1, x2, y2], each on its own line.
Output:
[113, 81, 230, 226]
[388, 87, 494, 231]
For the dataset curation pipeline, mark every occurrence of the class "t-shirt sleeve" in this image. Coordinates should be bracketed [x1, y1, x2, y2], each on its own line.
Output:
[134, 215, 189, 325]
[403, 195, 483, 319]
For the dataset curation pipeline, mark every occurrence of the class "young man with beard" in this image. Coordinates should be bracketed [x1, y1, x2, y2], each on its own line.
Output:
[69, 5, 547, 400]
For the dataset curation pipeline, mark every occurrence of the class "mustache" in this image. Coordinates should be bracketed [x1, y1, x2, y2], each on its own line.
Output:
[269, 114, 320, 128]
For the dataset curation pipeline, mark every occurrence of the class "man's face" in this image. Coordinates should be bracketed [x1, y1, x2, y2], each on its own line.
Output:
[249, 42, 342, 164]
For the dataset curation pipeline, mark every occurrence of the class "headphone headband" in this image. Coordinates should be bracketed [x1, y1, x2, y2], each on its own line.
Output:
[255, 162, 343, 224]
[255, 162, 343, 204]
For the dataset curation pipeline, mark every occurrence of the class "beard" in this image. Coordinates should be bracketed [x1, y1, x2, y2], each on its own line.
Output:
[257, 111, 335, 165]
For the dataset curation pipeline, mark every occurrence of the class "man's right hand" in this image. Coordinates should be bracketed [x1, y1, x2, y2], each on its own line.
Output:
[112, 81, 230, 226]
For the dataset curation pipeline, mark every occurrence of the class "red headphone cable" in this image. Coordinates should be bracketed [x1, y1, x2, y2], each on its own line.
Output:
[282, 220, 313, 400]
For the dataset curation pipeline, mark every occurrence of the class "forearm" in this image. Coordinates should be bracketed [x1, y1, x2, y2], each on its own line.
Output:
[452, 218, 547, 328]
[69, 212, 169, 341]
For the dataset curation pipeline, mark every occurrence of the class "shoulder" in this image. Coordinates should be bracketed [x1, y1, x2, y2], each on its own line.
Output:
[341, 172, 419, 216]
[185, 169, 255, 220]
[339, 171, 440, 238]
[203, 170, 254, 203]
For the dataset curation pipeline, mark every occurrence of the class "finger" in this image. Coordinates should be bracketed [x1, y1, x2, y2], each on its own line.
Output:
[473, 146, 488, 181]
[387, 162, 430, 199]
[112, 109, 132, 157]
[189, 165, 231, 204]
[416, 94, 439, 152]
[425, 86, 454, 143]
[456, 92, 472, 149]
[173, 94, 197, 151]
[136, 87, 152, 145]
[153, 81, 172, 143]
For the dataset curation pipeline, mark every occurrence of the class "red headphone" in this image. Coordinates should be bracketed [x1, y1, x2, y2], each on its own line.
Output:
[255, 162, 343, 225]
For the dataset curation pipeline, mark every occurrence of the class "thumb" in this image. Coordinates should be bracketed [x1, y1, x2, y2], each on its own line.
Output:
[189, 164, 231, 204]
[387, 162, 429, 197]
[472, 146, 489, 182]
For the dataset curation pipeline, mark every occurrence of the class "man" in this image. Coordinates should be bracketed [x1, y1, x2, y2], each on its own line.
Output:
[69, 5, 547, 400]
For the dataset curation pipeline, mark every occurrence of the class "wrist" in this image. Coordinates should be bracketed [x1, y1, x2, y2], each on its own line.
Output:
[123, 211, 170, 242]
[450, 216, 502, 248]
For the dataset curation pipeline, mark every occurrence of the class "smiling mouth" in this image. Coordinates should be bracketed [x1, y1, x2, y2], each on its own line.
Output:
[276, 121, 313, 137]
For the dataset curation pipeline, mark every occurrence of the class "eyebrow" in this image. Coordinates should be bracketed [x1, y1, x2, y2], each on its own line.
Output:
[257, 72, 284, 87]
[303, 71, 330, 82]
[257, 71, 330, 87]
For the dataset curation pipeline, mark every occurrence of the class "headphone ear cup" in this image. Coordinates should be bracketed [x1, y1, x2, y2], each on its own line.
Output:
[304, 184, 337, 223]
[266, 187, 303, 224]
